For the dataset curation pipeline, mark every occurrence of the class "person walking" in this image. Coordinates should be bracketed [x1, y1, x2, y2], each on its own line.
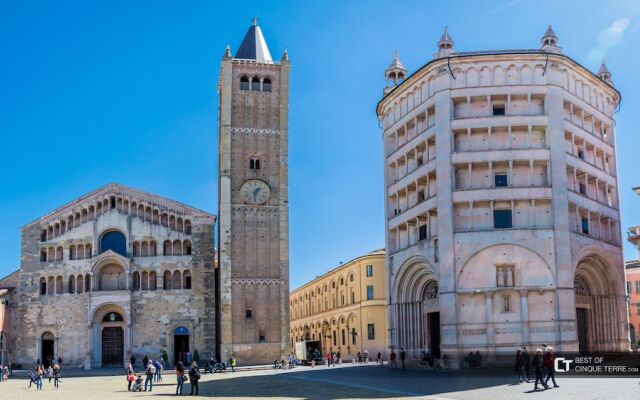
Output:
[522, 346, 531, 382]
[544, 347, 559, 388]
[377, 352, 382, 365]
[364, 350, 369, 364]
[390, 350, 398, 368]
[47, 364, 53, 383]
[27, 369, 36, 388]
[188, 361, 201, 396]
[229, 355, 236, 372]
[154, 359, 162, 382]
[175, 361, 185, 395]
[52, 362, 61, 389]
[400, 348, 407, 369]
[144, 360, 156, 392]
[126, 362, 135, 391]
[515, 349, 525, 383]
[532, 349, 548, 391]
[35, 365, 44, 390]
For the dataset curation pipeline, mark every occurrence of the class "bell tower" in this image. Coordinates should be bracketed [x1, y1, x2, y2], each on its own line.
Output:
[217, 18, 290, 364]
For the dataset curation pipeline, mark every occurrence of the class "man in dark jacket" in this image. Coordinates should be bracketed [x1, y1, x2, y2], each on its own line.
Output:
[188, 361, 200, 395]
[532, 349, 548, 391]
[522, 346, 531, 382]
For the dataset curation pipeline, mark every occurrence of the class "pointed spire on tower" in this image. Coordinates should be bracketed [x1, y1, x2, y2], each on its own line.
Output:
[235, 18, 273, 63]
[384, 51, 408, 95]
[223, 44, 232, 59]
[540, 25, 561, 53]
[434, 27, 455, 58]
[598, 61, 613, 86]
[281, 48, 289, 62]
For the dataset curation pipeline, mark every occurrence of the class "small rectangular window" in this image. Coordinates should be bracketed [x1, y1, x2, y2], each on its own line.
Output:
[341, 329, 346, 345]
[245, 309, 253, 319]
[493, 209, 513, 229]
[636, 304, 640, 316]
[367, 285, 374, 300]
[366, 265, 373, 277]
[367, 324, 375, 340]
[578, 149, 584, 159]
[627, 282, 632, 295]
[332, 331, 337, 346]
[419, 225, 427, 240]
[636, 281, 640, 293]
[579, 183, 586, 195]
[492, 104, 505, 116]
[494, 173, 508, 187]
[581, 217, 589, 234]
[352, 328, 357, 345]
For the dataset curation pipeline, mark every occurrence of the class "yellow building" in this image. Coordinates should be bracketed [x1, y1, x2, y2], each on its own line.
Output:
[290, 249, 387, 359]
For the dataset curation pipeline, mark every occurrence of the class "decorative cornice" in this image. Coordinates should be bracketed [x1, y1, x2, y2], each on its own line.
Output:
[230, 127, 280, 136]
[231, 278, 284, 285]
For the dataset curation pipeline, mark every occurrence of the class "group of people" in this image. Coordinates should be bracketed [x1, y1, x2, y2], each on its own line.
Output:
[28, 361, 61, 390]
[355, 350, 370, 363]
[0, 364, 9, 381]
[274, 354, 299, 369]
[515, 345, 559, 391]
[389, 348, 407, 369]
[126, 358, 164, 392]
[464, 351, 483, 367]
[174, 361, 201, 396]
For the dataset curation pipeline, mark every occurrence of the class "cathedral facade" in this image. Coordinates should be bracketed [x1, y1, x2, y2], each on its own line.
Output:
[217, 19, 291, 365]
[378, 27, 629, 365]
[11, 183, 216, 368]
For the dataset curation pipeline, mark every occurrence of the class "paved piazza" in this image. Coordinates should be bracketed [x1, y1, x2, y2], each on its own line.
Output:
[1, 364, 636, 399]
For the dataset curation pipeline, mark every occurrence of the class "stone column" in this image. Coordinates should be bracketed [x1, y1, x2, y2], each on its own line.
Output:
[485, 292, 495, 351]
[520, 289, 530, 344]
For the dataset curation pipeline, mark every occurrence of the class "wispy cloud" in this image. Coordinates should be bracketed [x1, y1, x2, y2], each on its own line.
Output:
[458, 0, 524, 30]
[587, 18, 631, 66]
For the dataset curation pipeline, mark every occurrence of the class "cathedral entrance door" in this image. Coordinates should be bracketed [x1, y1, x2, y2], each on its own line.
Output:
[174, 326, 189, 366]
[576, 307, 588, 353]
[427, 312, 441, 359]
[102, 327, 124, 367]
[41, 331, 55, 367]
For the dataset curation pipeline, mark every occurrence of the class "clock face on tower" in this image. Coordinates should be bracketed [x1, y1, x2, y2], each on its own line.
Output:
[240, 179, 271, 205]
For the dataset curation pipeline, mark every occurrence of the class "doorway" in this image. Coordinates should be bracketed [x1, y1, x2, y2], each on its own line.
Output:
[427, 312, 441, 358]
[102, 327, 124, 367]
[41, 332, 55, 367]
[576, 308, 588, 353]
[174, 326, 189, 366]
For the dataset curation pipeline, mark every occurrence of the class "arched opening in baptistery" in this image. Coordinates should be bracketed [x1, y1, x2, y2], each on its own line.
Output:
[574, 253, 623, 353]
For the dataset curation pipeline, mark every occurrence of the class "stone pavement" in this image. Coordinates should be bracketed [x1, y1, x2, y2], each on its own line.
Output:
[0, 363, 636, 399]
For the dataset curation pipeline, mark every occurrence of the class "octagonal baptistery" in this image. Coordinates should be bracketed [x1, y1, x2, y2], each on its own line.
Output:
[377, 26, 629, 365]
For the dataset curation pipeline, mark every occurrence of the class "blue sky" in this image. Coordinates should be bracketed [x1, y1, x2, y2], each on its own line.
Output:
[1, 0, 639, 289]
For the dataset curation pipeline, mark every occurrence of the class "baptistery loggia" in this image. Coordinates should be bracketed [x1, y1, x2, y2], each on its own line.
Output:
[377, 26, 628, 366]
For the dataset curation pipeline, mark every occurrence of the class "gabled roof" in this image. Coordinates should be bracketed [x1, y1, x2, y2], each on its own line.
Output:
[0, 270, 19, 289]
[23, 183, 215, 229]
[235, 18, 273, 63]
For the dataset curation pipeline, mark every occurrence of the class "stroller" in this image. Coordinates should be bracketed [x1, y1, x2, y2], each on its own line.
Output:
[130, 374, 144, 392]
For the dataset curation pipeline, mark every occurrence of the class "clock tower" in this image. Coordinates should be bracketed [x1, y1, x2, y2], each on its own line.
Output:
[217, 18, 290, 364]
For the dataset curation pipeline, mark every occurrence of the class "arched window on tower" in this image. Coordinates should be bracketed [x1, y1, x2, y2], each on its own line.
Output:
[262, 77, 272, 92]
[141, 271, 149, 290]
[249, 157, 261, 170]
[39, 277, 47, 295]
[68, 276, 75, 293]
[250, 77, 260, 91]
[183, 240, 192, 256]
[240, 75, 250, 91]
[163, 240, 172, 256]
[76, 275, 84, 293]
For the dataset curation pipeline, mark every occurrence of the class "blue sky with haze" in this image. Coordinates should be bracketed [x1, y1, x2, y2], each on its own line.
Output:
[1, 0, 639, 289]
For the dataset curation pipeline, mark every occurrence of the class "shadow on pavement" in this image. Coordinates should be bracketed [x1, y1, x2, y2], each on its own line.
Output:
[172, 365, 522, 399]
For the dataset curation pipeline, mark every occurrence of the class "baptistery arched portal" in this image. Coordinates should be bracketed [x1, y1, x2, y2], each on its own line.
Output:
[392, 257, 439, 358]
[574, 253, 623, 353]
